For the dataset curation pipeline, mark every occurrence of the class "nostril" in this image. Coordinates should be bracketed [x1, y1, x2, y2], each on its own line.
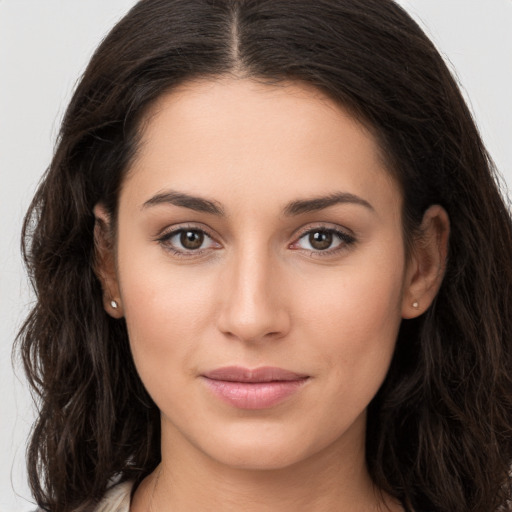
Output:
[217, 306, 291, 343]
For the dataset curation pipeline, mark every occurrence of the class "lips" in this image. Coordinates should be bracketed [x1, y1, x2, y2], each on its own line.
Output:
[203, 366, 308, 383]
[201, 366, 309, 410]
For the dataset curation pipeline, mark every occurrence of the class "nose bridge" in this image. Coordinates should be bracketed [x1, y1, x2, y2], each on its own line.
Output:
[217, 241, 289, 342]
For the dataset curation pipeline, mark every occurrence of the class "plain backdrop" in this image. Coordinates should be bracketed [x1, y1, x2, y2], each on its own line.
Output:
[1, 1, 511, 510]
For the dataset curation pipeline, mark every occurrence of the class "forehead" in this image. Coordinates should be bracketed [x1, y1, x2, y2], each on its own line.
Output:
[122, 77, 401, 218]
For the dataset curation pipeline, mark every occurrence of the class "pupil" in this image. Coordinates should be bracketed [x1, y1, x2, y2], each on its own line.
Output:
[310, 231, 332, 250]
[180, 230, 203, 250]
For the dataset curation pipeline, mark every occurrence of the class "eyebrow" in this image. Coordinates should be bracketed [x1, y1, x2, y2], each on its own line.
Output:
[282, 192, 374, 216]
[142, 190, 374, 216]
[142, 190, 225, 215]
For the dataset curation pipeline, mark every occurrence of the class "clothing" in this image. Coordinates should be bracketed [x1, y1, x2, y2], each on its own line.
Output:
[92, 480, 132, 512]
[32, 481, 132, 512]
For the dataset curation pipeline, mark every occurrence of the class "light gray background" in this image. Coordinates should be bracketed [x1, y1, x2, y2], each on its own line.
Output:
[1, 1, 511, 510]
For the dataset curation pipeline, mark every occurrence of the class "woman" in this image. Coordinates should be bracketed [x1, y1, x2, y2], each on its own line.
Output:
[19, 0, 512, 511]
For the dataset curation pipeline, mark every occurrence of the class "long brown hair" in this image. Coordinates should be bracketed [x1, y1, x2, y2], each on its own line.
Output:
[19, 1, 512, 511]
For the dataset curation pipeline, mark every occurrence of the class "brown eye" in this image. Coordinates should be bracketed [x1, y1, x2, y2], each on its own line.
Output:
[180, 230, 204, 250]
[292, 227, 355, 255]
[158, 227, 221, 257]
[309, 230, 333, 250]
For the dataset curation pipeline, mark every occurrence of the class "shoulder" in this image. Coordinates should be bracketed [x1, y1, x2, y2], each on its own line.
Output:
[92, 480, 134, 512]
[32, 481, 134, 512]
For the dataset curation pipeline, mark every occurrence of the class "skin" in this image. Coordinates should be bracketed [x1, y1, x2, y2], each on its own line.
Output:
[95, 77, 449, 511]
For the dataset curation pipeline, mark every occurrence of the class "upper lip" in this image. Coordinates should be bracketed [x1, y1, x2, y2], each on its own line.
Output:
[202, 366, 309, 383]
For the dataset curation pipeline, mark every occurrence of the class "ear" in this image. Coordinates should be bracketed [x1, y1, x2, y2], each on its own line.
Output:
[402, 205, 450, 319]
[93, 203, 123, 318]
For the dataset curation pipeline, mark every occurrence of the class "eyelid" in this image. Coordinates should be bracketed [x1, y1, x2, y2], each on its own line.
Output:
[292, 222, 355, 240]
[154, 222, 356, 258]
[289, 224, 356, 256]
[155, 222, 216, 240]
[155, 223, 222, 257]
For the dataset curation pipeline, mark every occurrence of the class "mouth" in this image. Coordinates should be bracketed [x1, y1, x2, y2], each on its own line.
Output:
[201, 366, 310, 410]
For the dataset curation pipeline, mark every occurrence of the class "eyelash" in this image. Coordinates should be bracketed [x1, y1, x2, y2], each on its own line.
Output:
[156, 224, 356, 259]
[156, 224, 219, 259]
[291, 226, 356, 257]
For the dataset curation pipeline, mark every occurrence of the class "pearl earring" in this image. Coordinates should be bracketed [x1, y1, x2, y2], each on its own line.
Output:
[412, 301, 419, 309]
[110, 300, 119, 309]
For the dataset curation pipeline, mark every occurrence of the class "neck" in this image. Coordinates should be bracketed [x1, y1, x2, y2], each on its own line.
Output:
[132, 416, 402, 512]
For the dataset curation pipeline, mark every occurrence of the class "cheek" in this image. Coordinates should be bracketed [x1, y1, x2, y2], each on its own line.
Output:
[116, 244, 218, 388]
[294, 252, 405, 389]
[116, 217, 405, 420]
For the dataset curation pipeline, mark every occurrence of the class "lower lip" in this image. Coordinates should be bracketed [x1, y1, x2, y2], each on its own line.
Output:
[202, 378, 308, 410]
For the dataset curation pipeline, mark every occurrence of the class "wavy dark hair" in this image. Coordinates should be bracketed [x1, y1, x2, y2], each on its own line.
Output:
[18, 0, 512, 511]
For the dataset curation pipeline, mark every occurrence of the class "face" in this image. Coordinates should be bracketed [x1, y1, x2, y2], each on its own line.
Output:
[101, 78, 418, 472]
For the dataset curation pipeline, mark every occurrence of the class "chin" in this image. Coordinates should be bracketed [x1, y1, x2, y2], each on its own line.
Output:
[208, 441, 308, 471]
[194, 419, 339, 472]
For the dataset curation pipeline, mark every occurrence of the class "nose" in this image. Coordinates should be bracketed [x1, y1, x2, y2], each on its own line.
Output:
[216, 246, 291, 343]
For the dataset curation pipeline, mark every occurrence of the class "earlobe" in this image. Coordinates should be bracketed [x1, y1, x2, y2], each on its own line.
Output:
[93, 203, 123, 318]
[402, 205, 450, 319]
